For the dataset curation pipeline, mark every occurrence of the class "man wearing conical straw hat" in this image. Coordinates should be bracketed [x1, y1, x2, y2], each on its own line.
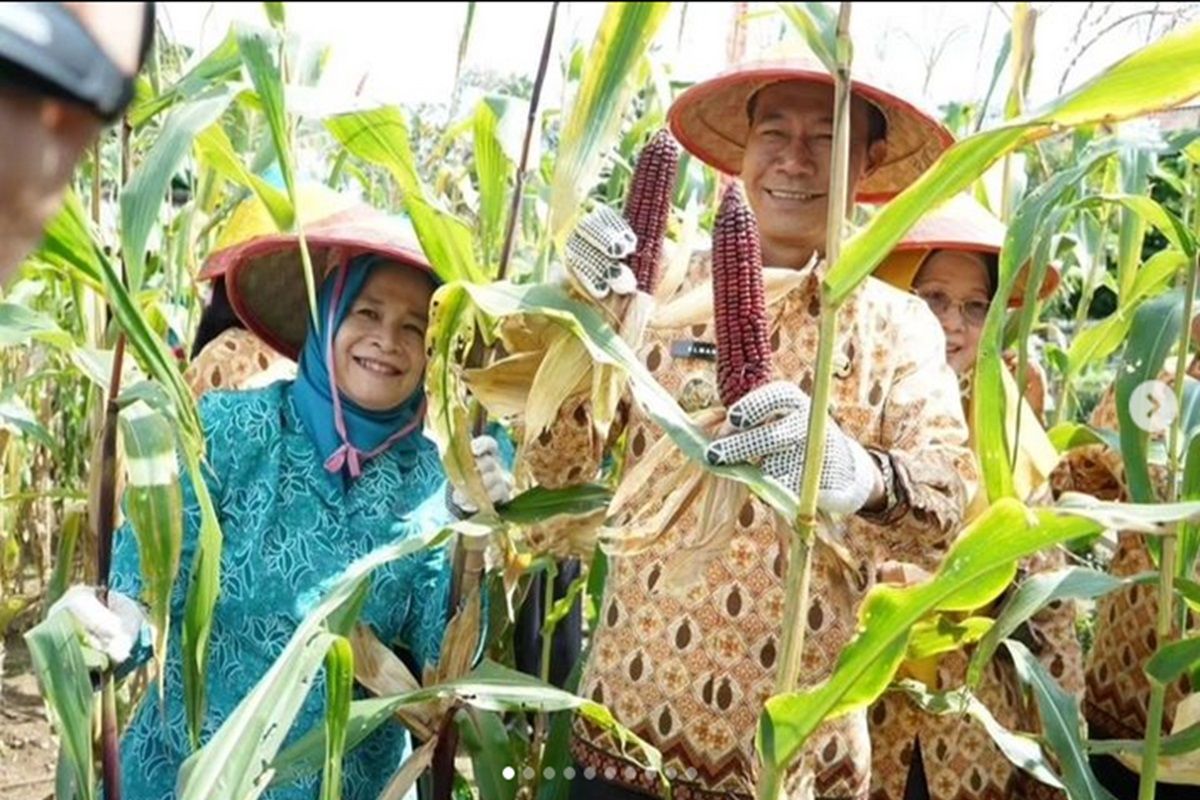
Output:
[870, 193, 1082, 800]
[524, 55, 978, 799]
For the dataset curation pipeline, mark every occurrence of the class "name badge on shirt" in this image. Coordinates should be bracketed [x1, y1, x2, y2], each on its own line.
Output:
[670, 339, 717, 361]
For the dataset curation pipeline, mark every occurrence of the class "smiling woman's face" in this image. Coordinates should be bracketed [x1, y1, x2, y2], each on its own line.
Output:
[331, 264, 433, 410]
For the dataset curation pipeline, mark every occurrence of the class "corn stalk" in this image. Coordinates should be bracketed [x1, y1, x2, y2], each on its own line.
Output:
[999, 3, 1036, 223]
[85, 140, 108, 587]
[96, 334, 126, 800]
[525, 559, 559, 798]
[435, 7, 562, 798]
[1138, 164, 1200, 799]
[498, 1, 560, 283]
[1059, 200, 1113, 425]
[757, 4, 853, 799]
[93, 110, 138, 800]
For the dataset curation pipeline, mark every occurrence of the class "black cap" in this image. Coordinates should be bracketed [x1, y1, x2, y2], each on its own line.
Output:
[0, 2, 155, 122]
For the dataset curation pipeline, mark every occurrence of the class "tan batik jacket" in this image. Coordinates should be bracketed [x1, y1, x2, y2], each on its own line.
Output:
[1051, 369, 1198, 748]
[522, 253, 977, 799]
[869, 381, 1083, 800]
[867, 544, 1083, 800]
[184, 327, 295, 398]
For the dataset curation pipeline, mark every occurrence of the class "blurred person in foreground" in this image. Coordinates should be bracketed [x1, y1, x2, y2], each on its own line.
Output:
[0, 1, 154, 280]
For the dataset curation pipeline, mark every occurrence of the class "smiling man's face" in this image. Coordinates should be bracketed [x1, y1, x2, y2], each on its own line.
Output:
[740, 80, 884, 268]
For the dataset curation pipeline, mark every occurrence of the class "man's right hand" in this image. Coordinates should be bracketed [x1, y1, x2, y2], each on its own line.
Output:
[564, 205, 639, 300]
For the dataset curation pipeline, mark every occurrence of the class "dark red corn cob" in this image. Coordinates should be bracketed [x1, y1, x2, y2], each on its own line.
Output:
[623, 129, 681, 294]
[712, 184, 771, 407]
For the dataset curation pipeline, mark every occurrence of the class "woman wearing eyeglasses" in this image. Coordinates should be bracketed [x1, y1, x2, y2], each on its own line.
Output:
[866, 194, 1080, 800]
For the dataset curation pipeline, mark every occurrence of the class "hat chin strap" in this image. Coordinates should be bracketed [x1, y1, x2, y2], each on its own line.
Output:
[324, 406, 425, 478]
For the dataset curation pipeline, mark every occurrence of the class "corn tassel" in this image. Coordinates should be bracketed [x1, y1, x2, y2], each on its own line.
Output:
[623, 129, 681, 294]
[712, 185, 771, 407]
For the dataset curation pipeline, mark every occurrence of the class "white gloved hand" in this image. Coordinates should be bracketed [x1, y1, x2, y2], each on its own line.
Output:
[46, 585, 147, 666]
[704, 381, 880, 515]
[564, 205, 638, 300]
[450, 435, 515, 516]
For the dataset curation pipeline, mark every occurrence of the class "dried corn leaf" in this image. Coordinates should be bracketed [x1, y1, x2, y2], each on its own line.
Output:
[434, 585, 483, 687]
[426, 286, 493, 515]
[499, 535, 533, 621]
[378, 736, 437, 800]
[652, 267, 807, 330]
[349, 625, 434, 739]
[522, 508, 607, 561]
[523, 329, 596, 450]
[660, 475, 747, 594]
[495, 309, 568, 354]
[592, 293, 655, 443]
[462, 351, 546, 419]
[602, 457, 707, 557]
[655, 199, 701, 303]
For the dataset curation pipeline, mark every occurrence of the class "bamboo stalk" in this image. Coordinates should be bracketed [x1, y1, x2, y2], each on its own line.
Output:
[758, 4, 853, 798]
[1137, 166, 1200, 799]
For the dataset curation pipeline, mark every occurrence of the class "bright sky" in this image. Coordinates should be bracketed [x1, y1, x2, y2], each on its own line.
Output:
[160, 2, 1197, 118]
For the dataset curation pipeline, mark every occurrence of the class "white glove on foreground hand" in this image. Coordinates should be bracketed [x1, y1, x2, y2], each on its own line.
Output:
[704, 380, 880, 515]
[564, 205, 638, 300]
[450, 435, 515, 516]
[46, 585, 148, 666]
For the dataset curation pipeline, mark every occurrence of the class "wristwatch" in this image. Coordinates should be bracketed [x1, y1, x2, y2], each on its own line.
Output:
[868, 448, 900, 516]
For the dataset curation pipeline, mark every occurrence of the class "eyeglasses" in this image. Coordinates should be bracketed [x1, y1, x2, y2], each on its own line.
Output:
[0, 2, 155, 123]
[915, 289, 991, 327]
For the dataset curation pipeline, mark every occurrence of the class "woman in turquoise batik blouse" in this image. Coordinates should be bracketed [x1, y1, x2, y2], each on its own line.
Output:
[51, 207, 512, 800]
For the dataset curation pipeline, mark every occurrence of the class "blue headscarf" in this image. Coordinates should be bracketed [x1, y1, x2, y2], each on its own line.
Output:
[292, 254, 428, 480]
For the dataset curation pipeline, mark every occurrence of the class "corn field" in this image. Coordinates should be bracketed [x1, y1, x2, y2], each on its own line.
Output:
[9, 2, 1200, 799]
